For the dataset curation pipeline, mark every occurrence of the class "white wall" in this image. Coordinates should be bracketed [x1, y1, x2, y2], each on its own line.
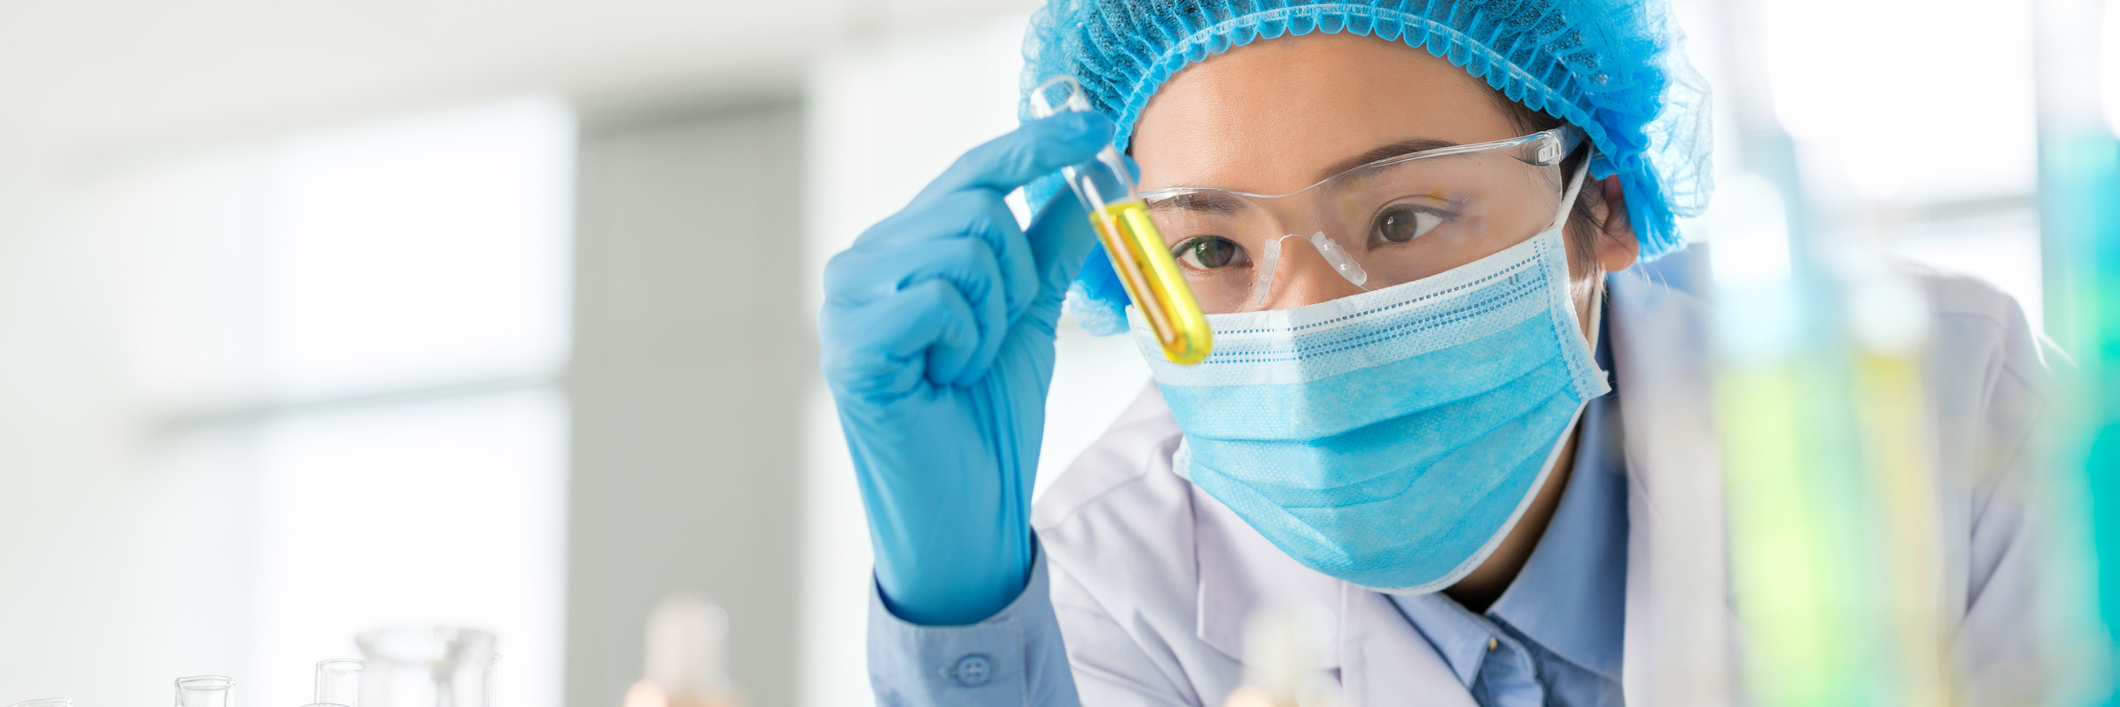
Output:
[0, 0, 1039, 166]
[568, 98, 810, 707]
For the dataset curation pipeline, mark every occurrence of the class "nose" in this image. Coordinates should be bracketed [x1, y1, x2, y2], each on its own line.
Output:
[1257, 235, 1367, 310]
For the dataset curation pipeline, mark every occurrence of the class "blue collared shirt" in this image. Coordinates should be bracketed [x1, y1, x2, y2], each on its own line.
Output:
[1387, 337, 1629, 707]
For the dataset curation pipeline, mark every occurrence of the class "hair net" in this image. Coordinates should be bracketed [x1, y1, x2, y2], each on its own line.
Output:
[1025, 0, 1713, 335]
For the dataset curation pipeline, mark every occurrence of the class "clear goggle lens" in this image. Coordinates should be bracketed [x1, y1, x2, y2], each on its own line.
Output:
[1142, 127, 1583, 314]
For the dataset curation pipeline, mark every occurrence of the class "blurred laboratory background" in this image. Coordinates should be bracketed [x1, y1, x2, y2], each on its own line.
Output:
[0, 0, 2100, 705]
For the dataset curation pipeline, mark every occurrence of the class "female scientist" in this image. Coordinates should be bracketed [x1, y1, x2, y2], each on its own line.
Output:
[820, 0, 2046, 704]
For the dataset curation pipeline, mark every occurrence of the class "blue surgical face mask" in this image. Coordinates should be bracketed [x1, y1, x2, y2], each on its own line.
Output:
[1131, 166, 1607, 594]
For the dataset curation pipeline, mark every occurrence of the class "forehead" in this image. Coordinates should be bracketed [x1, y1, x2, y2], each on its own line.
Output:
[1130, 32, 1523, 194]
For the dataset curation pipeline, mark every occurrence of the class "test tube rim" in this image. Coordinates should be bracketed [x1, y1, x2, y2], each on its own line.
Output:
[1029, 75, 1087, 117]
[176, 676, 237, 690]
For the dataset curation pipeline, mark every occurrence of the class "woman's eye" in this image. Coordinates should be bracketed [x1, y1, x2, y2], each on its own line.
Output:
[1372, 205, 1442, 244]
[1174, 236, 1249, 269]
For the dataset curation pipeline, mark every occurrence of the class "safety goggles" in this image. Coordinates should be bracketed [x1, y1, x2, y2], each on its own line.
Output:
[1140, 126, 1585, 314]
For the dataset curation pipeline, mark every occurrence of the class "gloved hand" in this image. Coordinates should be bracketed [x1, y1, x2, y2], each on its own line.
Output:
[820, 112, 1114, 626]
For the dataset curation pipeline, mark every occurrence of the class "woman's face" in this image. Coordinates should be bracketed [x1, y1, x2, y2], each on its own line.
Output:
[1131, 32, 1636, 318]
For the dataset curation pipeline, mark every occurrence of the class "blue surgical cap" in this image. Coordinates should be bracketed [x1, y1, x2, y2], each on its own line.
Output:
[1026, 0, 1714, 335]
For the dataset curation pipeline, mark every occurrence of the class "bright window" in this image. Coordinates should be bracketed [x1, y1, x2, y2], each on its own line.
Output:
[144, 97, 575, 707]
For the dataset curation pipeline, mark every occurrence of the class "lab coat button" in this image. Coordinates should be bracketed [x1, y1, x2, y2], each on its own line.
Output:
[951, 654, 991, 686]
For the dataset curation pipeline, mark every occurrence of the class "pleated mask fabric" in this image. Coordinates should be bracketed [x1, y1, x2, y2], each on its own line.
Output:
[1133, 221, 1608, 594]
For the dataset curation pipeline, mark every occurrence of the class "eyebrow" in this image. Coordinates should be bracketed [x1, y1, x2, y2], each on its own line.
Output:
[1145, 190, 1249, 215]
[1145, 137, 1467, 203]
[1316, 138, 1460, 182]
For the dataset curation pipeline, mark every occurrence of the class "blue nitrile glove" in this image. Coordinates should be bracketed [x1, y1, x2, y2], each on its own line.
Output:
[819, 112, 1113, 626]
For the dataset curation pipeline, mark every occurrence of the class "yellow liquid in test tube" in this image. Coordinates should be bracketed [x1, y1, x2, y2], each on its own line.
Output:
[1028, 73, 1211, 364]
[1092, 200, 1211, 364]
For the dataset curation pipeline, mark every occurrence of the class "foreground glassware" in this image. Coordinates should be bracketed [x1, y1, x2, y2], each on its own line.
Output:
[175, 676, 235, 707]
[2032, 0, 2120, 703]
[1029, 74, 1212, 364]
[313, 659, 363, 707]
[356, 627, 495, 707]
[1219, 605, 1336, 707]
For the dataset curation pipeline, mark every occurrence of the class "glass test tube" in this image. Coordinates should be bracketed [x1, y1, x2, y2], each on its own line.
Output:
[314, 659, 363, 707]
[1029, 75, 1212, 364]
[176, 676, 235, 707]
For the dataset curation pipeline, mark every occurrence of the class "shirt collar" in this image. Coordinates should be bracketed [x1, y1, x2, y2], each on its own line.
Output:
[1390, 299, 1630, 687]
[1389, 389, 1628, 687]
[1392, 591, 1498, 687]
[1485, 310, 1628, 682]
[1485, 387, 1627, 682]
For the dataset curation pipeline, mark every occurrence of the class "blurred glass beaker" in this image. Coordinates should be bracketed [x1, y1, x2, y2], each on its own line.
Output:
[176, 676, 235, 707]
[314, 659, 363, 707]
[356, 627, 495, 707]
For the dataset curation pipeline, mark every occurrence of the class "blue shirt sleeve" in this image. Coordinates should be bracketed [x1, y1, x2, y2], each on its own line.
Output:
[868, 536, 1082, 707]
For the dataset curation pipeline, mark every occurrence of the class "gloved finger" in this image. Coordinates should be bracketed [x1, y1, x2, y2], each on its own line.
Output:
[862, 189, 1038, 326]
[843, 236, 1009, 385]
[828, 222, 1006, 313]
[820, 278, 980, 402]
[913, 112, 1114, 203]
[897, 279, 984, 387]
[892, 238, 1008, 387]
[818, 232, 1000, 386]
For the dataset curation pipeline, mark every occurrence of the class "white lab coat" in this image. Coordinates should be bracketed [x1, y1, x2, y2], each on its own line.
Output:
[1029, 258, 2049, 707]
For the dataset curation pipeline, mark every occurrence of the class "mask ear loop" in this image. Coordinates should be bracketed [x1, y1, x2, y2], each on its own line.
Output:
[1551, 153, 1607, 356]
[1550, 156, 1591, 235]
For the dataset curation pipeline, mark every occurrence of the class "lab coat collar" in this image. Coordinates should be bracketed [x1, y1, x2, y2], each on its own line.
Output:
[1339, 582, 1482, 707]
[1191, 481, 1342, 670]
[1189, 480, 1478, 707]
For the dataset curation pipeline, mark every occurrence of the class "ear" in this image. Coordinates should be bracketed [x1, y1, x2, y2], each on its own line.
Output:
[1593, 175, 1639, 273]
